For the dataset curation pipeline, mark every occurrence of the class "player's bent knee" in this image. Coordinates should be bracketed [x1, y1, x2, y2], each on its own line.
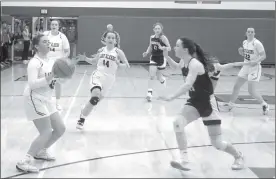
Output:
[89, 96, 100, 106]
[210, 136, 228, 150]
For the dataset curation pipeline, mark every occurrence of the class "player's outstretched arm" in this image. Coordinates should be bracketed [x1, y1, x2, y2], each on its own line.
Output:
[167, 56, 181, 70]
[160, 35, 171, 51]
[117, 49, 130, 68]
[164, 49, 181, 70]
[142, 36, 152, 58]
[77, 52, 99, 65]
[215, 62, 249, 71]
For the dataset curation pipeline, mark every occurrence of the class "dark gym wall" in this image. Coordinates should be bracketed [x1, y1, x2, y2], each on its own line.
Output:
[78, 16, 275, 64]
[2, 6, 274, 19]
[3, 6, 275, 64]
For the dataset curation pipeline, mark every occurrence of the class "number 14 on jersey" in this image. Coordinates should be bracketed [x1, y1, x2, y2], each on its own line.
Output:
[103, 60, 110, 68]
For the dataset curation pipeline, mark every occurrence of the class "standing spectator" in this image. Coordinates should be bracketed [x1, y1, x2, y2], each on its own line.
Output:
[101, 24, 120, 48]
[1, 21, 12, 68]
[67, 23, 77, 58]
[22, 25, 31, 64]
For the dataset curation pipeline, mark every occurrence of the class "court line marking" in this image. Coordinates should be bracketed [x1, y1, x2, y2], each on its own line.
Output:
[2, 94, 276, 99]
[1, 95, 275, 109]
[147, 104, 186, 177]
[36, 70, 87, 178]
[5, 141, 275, 178]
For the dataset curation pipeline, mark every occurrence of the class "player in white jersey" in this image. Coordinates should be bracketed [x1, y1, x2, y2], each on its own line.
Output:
[16, 34, 66, 173]
[224, 27, 269, 115]
[44, 20, 70, 111]
[76, 31, 130, 129]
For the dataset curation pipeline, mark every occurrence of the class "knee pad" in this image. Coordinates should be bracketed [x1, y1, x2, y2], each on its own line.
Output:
[210, 136, 228, 150]
[90, 86, 102, 93]
[89, 96, 100, 106]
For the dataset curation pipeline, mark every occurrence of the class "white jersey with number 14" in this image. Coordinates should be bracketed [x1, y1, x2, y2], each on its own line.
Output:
[96, 47, 120, 76]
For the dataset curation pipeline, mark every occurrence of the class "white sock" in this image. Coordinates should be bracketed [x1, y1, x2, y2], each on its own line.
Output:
[148, 89, 153, 94]
[80, 113, 86, 119]
[25, 154, 33, 160]
[56, 99, 60, 104]
[180, 149, 187, 155]
[180, 150, 189, 162]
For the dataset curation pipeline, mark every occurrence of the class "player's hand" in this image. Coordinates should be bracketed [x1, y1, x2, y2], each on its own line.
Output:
[91, 54, 97, 58]
[238, 47, 244, 56]
[71, 56, 81, 65]
[77, 53, 87, 61]
[143, 52, 148, 58]
[157, 95, 173, 102]
[45, 72, 54, 83]
[119, 63, 130, 69]
[156, 43, 164, 50]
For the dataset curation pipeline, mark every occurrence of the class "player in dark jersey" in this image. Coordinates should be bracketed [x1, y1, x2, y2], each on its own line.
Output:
[159, 37, 244, 171]
[143, 22, 171, 102]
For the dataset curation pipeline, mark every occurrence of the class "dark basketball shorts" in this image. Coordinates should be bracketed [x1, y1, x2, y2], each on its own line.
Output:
[185, 95, 221, 126]
[149, 56, 166, 70]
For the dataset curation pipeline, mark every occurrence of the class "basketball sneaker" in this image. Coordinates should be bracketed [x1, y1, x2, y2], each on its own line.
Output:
[16, 155, 39, 173]
[34, 148, 56, 161]
[160, 77, 167, 88]
[146, 90, 153, 102]
[56, 103, 62, 111]
[221, 102, 234, 112]
[231, 152, 244, 170]
[77, 118, 85, 130]
[171, 151, 190, 171]
[262, 104, 269, 115]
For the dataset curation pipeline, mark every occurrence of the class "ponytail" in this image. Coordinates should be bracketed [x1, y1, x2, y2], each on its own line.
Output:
[180, 37, 214, 73]
[194, 43, 215, 72]
[194, 43, 207, 67]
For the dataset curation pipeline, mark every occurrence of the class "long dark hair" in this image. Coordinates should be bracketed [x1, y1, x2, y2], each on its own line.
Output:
[180, 37, 209, 68]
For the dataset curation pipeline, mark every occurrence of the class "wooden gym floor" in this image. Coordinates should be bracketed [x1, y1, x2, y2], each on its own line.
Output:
[1, 63, 275, 178]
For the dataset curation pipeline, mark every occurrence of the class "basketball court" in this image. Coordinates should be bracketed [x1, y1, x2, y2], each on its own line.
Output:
[1, 63, 275, 178]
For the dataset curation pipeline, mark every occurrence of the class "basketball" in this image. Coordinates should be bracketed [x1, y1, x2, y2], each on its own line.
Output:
[52, 58, 76, 78]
